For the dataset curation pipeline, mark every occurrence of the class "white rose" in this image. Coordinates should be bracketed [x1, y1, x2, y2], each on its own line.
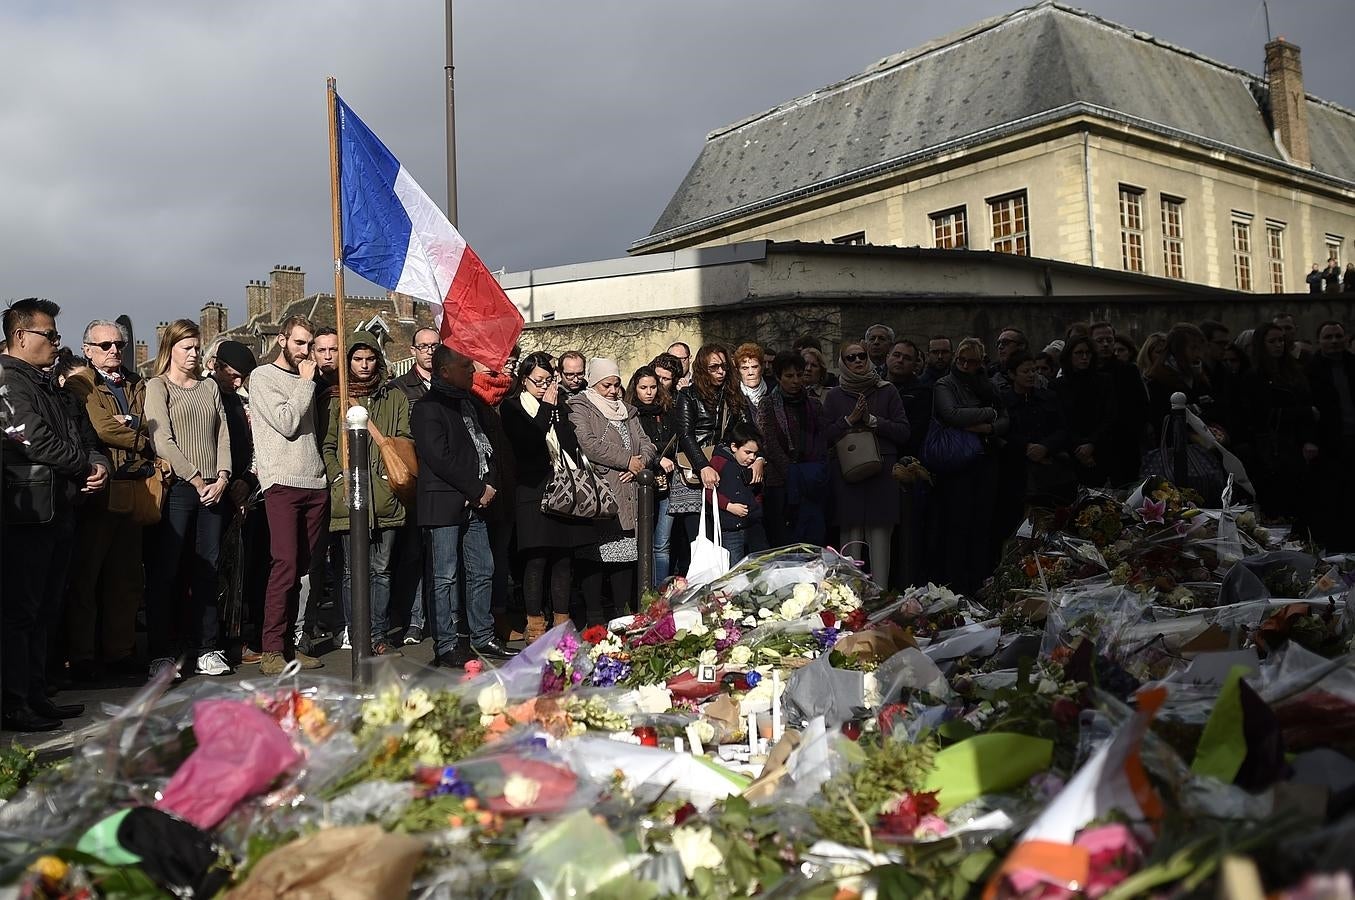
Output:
[411, 731, 443, 765]
[758, 607, 773, 619]
[477, 682, 508, 716]
[697, 648, 718, 668]
[792, 582, 817, 606]
[863, 673, 880, 707]
[672, 826, 724, 879]
[636, 684, 673, 714]
[502, 773, 541, 809]
[743, 616, 757, 627]
[779, 598, 805, 621]
[728, 645, 753, 667]
[688, 619, 709, 638]
[713, 628, 728, 642]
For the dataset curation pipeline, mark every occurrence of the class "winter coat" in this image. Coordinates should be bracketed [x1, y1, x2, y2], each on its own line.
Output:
[674, 386, 749, 476]
[822, 382, 910, 526]
[755, 390, 826, 488]
[567, 394, 656, 533]
[322, 382, 411, 533]
[500, 394, 595, 550]
[710, 445, 763, 531]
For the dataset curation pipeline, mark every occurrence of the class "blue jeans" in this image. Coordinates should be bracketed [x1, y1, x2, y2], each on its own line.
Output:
[721, 528, 747, 567]
[653, 495, 673, 586]
[146, 479, 226, 659]
[428, 514, 494, 654]
[340, 527, 397, 645]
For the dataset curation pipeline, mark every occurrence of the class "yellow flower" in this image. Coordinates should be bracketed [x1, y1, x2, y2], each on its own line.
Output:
[29, 856, 67, 883]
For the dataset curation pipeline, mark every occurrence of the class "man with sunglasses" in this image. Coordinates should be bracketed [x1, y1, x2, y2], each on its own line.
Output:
[63, 320, 156, 685]
[2, 299, 110, 731]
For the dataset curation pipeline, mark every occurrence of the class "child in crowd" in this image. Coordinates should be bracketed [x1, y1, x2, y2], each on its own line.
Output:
[709, 423, 767, 565]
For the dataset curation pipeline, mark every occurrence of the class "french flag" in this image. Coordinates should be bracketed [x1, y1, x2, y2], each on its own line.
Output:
[336, 95, 523, 370]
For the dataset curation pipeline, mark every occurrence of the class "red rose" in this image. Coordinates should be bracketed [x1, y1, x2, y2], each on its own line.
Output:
[843, 609, 868, 632]
[819, 610, 838, 628]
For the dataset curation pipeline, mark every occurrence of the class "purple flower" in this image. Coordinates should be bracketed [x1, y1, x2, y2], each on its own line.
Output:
[590, 654, 632, 688]
[715, 621, 743, 651]
[634, 613, 678, 646]
[556, 633, 581, 661]
[540, 665, 566, 695]
[812, 627, 841, 649]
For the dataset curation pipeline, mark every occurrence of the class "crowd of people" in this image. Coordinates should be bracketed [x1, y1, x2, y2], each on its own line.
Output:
[4, 295, 1355, 733]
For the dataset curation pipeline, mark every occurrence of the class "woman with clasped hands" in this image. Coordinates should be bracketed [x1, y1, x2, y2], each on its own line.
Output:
[143, 319, 235, 682]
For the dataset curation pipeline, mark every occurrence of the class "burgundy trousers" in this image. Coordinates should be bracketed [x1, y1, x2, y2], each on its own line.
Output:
[261, 484, 329, 653]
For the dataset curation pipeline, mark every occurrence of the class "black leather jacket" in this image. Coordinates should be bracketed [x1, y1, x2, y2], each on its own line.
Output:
[675, 386, 747, 473]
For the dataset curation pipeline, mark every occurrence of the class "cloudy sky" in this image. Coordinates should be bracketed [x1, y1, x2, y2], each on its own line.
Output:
[2, 0, 1351, 342]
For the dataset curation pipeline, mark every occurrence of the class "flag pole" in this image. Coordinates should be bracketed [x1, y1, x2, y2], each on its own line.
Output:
[327, 76, 350, 471]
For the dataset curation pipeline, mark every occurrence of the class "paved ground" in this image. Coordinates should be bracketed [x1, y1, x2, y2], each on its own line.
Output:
[4, 635, 451, 759]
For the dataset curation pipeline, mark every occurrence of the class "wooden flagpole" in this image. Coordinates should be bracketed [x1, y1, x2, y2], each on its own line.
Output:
[327, 76, 350, 471]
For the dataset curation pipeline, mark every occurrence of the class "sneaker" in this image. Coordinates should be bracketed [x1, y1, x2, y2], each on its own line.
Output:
[148, 657, 181, 683]
[196, 650, 233, 676]
[260, 651, 286, 677]
[402, 626, 424, 646]
[291, 650, 324, 670]
[240, 646, 263, 665]
[337, 627, 351, 650]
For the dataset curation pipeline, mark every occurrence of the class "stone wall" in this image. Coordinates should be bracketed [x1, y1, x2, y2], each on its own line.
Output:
[519, 292, 1355, 372]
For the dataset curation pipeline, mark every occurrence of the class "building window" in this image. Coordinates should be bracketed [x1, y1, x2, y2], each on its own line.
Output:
[832, 231, 866, 246]
[1326, 234, 1344, 266]
[930, 207, 967, 249]
[1232, 214, 1253, 292]
[1118, 186, 1145, 272]
[1160, 195, 1185, 280]
[988, 192, 1028, 256]
[1266, 221, 1286, 293]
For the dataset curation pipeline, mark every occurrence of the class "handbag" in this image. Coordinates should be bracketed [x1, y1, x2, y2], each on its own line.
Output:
[921, 421, 984, 474]
[541, 449, 620, 520]
[833, 429, 883, 483]
[374, 433, 419, 507]
[2, 462, 55, 525]
[107, 458, 169, 525]
[686, 488, 731, 588]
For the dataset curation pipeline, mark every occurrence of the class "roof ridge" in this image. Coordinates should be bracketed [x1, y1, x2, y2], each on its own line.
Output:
[702, 1, 1354, 143]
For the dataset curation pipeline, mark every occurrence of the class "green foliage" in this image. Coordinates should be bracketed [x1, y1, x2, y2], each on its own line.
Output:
[0, 741, 41, 801]
[810, 735, 936, 847]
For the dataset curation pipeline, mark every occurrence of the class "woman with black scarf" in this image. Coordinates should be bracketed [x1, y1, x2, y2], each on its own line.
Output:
[931, 337, 1009, 595]
[822, 342, 910, 588]
[627, 365, 678, 585]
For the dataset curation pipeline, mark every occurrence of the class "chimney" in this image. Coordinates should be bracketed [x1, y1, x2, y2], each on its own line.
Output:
[200, 301, 228, 347]
[245, 279, 271, 322]
[134, 340, 149, 368]
[155, 321, 169, 346]
[1265, 37, 1311, 168]
[269, 265, 305, 321]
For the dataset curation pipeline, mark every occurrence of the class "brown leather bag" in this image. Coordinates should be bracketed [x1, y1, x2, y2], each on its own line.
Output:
[107, 458, 170, 525]
[375, 434, 419, 506]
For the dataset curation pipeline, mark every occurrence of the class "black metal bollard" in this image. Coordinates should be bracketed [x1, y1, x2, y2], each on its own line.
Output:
[1169, 391, 1189, 488]
[635, 469, 656, 606]
[346, 406, 373, 685]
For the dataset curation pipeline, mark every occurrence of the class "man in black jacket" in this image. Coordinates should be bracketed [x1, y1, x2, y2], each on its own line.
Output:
[1307, 321, 1355, 549]
[412, 345, 517, 665]
[2, 298, 110, 731]
[1090, 321, 1148, 486]
[388, 327, 440, 645]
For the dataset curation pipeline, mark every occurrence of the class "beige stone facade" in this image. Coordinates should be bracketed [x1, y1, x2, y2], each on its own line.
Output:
[645, 121, 1355, 295]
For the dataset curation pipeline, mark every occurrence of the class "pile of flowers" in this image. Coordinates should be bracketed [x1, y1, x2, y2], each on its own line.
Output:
[3, 523, 1355, 898]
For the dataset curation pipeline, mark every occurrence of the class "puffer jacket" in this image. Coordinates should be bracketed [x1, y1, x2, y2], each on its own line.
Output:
[674, 385, 748, 475]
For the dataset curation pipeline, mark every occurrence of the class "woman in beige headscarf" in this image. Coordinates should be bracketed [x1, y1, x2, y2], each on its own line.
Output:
[567, 358, 656, 623]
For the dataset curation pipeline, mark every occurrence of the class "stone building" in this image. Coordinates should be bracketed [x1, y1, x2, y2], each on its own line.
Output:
[631, 2, 1355, 293]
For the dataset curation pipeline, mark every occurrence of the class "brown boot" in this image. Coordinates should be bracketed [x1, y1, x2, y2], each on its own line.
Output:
[524, 615, 548, 644]
[553, 613, 573, 629]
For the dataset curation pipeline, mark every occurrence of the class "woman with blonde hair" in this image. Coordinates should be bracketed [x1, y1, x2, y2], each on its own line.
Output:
[800, 347, 832, 400]
[1136, 332, 1167, 375]
[143, 319, 234, 681]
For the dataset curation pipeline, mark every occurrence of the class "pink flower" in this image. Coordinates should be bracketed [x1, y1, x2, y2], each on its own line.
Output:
[463, 660, 483, 676]
[1074, 824, 1142, 898]
[1137, 497, 1166, 524]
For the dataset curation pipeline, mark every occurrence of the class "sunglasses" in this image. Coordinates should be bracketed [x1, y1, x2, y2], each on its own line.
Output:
[86, 339, 127, 351]
[21, 328, 61, 345]
[706, 362, 728, 371]
[842, 352, 868, 363]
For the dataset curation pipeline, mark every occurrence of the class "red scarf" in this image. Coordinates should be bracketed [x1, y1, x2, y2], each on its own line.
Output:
[473, 370, 512, 407]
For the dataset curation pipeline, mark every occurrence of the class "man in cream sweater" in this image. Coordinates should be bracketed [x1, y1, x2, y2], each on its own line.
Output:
[249, 315, 327, 675]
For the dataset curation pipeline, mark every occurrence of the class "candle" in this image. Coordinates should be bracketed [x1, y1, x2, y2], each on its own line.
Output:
[633, 726, 658, 747]
[747, 712, 757, 756]
[674, 736, 685, 754]
[771, 670, 783, 742]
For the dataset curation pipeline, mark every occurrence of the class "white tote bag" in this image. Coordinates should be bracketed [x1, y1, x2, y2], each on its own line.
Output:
[686, 488, 731, 589]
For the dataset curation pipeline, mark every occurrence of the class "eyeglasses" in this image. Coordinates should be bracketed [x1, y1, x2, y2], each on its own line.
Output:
[842, 352, 868, 363]
[413, 343, 439, 352]
[706, 362, 727, 372]
[85, 339, 127, 351]
[561, 371, 585, 380]
[526, 374, 552, 388]
[20, 328, 60, 345]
